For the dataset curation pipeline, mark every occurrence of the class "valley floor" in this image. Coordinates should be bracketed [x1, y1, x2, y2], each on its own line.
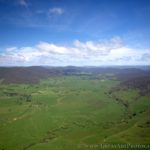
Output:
[0, 75, 150, 150]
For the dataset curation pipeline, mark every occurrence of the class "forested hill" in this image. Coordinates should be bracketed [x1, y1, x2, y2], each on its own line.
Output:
[0, 66, 150, 84]
[0, 66, 61, 84]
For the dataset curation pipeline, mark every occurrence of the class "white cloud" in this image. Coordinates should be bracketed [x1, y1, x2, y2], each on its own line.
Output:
[6, 47, 17, 52]
[49, 7, 64, 15]
[37, 42, 69, 54]
[18, 0, 28, 7]
[74, 37, 123, 56]
[0, 37, 150, 66]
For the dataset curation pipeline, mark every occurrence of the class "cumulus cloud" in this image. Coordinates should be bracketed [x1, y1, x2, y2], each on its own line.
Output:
[49, 7, 64, 15]
[74, 37, 123, 56]
[37, 42, 69, 54]
[0, 37, 150, 66]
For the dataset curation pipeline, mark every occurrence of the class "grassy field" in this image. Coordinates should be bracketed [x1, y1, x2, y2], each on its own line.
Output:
[0, 75, 150, 150]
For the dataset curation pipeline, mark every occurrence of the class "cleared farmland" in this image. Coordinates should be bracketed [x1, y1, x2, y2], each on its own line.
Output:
[0, 71, 150, 150]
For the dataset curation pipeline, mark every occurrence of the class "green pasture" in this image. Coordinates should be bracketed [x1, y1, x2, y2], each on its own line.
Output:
[0, 75, 149, 150]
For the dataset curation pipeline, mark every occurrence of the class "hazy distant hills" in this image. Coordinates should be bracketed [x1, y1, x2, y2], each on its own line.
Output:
[0, 66, 150, 84]
[0, 66, 62, 84]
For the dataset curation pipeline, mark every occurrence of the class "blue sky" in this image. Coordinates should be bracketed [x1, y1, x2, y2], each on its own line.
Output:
[0, 0, 150, 66]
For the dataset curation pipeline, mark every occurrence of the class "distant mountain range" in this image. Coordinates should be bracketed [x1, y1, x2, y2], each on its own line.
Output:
[0, 66, 150, 84]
